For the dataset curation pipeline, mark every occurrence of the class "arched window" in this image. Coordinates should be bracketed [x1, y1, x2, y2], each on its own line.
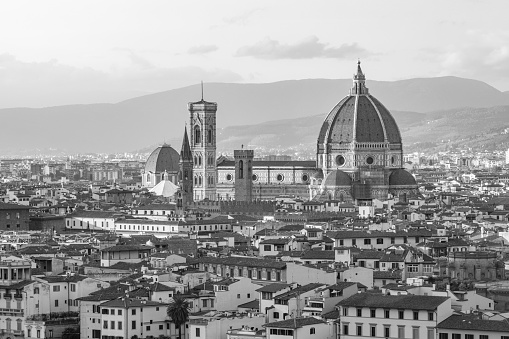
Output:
[194, 176, 198, 185]
[310, 328, 315, 335]
[238, 160, 244, 179]
[198, 156, 202, 166]
[208, 129, 212, 143]
[184, 170, 188, 180]
[194, 156, 197, 166]
[194, 125, 201, 144]
[198, 176, 202, 186]
[146, 173, 150, 182]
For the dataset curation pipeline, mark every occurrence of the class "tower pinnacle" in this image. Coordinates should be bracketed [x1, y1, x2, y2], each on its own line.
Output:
[180, 126, 192, 161]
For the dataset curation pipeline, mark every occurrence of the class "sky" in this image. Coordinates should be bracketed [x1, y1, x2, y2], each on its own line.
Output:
[0, 0, 508, 108]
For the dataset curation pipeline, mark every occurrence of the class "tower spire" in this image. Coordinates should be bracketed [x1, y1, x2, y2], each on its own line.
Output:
[180, 126, 192, 161]
[201, 81, 204, 101]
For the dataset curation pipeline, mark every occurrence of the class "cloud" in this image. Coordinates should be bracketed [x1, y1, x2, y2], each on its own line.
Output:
[223, 8, 263, 26]
[236, 36, 369, 60]
[0, 54, 242, 108]
[433, 30, 509, 88]
[188, 45, 218, 55]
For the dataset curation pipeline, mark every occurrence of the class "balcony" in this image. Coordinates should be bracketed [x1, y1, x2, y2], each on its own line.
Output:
[13, 294, 22, 300]
[3, 293, 12, 299]
[0, 308, 24, 316]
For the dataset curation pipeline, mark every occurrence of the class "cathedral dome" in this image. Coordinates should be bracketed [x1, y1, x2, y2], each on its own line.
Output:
[322, 170, 352, 187]
[317, 62, 401, 145]
[389, 169, 417, 186]
[145, 144, 179, 173]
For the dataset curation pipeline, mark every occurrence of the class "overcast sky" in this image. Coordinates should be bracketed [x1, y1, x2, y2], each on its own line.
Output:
[0, 0, 508, 108]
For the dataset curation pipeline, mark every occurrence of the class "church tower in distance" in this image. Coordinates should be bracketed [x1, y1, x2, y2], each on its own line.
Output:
[178, 126, 193, 208]
[188, 94, 217, 201]
[234, 148, 254, 202]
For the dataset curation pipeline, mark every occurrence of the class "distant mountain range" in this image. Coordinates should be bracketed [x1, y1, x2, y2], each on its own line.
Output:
[218, 106, 509, 154]
[1, 76, 509, 155]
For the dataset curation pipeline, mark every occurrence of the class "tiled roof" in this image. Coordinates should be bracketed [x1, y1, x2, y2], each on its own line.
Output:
[256, 283, 291, 293]
[39, 275, 88, 283]
[260, 238, 291, 245]
[328, 230, 432, 239]
[355, 250, 384, 259]
[337, 293, 448, 310]
[238, 299, 259, 309]
[17, 246, 58, 255]
[367, 270, 399, 280]
[136, 204, 176, 211]
[192, 256, 286, 269]
[437, 314, 509, 332]
[278, 224, 305, 232]
[325, 282, 357, 292]
[108, 261, 150, 271]
[263, 317, 326, 329]
[67, 210, 120, 218]
[274, 283, 325, 301]
[0, 202, 30, 210]
[300, 250, 335, 260]
[100, 298, 166, 308]
[102, 245, 153, 252]
[0, 280, 34, 290]
[323, 310, 339, 320]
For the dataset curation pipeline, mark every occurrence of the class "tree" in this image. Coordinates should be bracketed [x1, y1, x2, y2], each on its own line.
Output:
[167, 294, 190, 339]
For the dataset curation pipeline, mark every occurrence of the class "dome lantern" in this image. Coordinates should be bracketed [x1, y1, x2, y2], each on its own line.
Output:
[350, 60, 369, 95]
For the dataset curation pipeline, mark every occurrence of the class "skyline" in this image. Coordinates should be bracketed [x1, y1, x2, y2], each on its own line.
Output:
[0, 0, 508, 108]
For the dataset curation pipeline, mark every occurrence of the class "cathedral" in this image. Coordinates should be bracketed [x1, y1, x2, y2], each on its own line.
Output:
[141, 62, 418, 206]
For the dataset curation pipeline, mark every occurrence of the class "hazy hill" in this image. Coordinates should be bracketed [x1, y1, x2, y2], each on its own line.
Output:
[218, 106, 509, 154]
[1, 76, 509, 155]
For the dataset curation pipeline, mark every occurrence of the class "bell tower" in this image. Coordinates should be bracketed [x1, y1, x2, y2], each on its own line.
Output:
[234, 148, 254, 202]
[188, 87, 217, 201]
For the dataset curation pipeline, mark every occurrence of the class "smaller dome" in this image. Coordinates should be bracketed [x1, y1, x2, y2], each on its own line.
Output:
[145, 144, 179, 173]
[389, 169, 417, 186]
[322, 170, 352, 187]
[312, 171, 324, 180]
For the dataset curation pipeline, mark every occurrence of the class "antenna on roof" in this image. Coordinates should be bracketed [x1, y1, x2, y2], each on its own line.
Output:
[201, 81, 204, 101]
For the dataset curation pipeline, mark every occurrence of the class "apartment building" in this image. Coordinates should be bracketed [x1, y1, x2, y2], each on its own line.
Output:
[337, 294, 453, 339]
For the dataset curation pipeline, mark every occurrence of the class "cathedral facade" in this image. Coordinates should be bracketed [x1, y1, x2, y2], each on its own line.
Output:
[144, 62, 417, 204]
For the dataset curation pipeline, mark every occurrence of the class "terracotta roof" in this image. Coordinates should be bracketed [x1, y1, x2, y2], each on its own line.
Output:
[274, 283, 325, 301]
[260, 238, 291, 245]
[264, 317, 326, 329]
[238, 299, 259, 309]
[40, 275, 89, 283]
[437, 314, 509, 332]
[325, 282, 357, 291]
[100, 298, 166, 308]
[102, 245, 153, 252]
[300, 250, 335, 260]
[192, 256, 286, 269]
[355, 250, 384, 259]
[256, 283, 291, 293]
[0, 202, 30, 210]
[337, 293, 448, 310]
[373, 270, 402, 279]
